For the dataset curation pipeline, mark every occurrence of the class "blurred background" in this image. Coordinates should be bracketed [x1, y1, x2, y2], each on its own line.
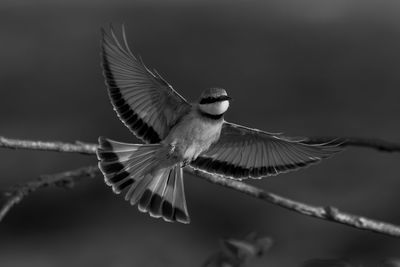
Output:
[1, 0, 400, 266]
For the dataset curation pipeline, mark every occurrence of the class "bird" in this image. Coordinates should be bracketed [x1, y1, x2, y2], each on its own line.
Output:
[96, 26, 342, 224]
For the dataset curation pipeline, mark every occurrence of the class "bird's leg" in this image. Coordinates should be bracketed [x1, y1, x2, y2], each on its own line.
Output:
[166, 143, 176, 159]
[181, 159, 190, 167]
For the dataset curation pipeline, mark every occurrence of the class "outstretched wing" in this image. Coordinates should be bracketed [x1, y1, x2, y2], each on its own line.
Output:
[101, 26, 191, 144]
[190, 122, 342, 179]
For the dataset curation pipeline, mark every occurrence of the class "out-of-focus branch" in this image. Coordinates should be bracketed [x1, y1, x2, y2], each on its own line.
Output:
[202, 232, 273, 267]
[0, 166, 99, 221]
[1, 136, 400, 238]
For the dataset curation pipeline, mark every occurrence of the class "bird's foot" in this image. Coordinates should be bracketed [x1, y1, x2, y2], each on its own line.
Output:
[181, 160, 190, 167]
[166, 144, 176, 158]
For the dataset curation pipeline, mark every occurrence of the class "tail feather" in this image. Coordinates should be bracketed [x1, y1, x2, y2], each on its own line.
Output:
[130, 174, 154, 206]
[124, 164, 153, 202]
[100, 149, 155, 193]
[161, 172, 176, 221]
[139, 170, 168, 217]
[171, 167, 189, 223]
[138, 166, 190, 223]
[147, 170, 170, 218]
[97, 137, 190, 224]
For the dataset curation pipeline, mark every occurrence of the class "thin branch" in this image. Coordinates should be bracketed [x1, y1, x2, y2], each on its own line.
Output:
[189, 168, 400, 237]
[1, 135, 400, 154]
[0, 166, 98, 221]
[0, 136, 96, 155]
[307, 136, 400, 153]
[1, 136, 400, 238]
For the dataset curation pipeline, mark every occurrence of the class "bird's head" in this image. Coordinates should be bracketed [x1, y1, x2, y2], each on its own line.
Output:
[198, 88, 232, 117]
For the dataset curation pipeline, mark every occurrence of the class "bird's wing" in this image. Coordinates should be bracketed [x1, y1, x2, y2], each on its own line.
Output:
[101, 26, 191, 143]
[190, 121, 342, 179]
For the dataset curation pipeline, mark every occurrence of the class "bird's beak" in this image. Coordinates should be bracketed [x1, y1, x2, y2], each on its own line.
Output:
[222, 95, 232, 101]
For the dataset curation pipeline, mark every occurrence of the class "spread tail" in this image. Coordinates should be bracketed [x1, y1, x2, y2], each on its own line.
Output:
[96, 137, 190, 224]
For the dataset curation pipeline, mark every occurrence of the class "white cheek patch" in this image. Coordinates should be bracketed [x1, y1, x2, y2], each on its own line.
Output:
[200, 100, 230, 115]
[217, 100, 230, 114]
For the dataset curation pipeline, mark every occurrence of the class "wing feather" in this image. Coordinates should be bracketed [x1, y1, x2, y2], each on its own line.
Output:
[190, 121, 342, 179]
[101, 26, 191, 143]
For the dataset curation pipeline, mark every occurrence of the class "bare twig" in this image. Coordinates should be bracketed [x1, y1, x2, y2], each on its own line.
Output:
[1, 136, 399, 154]
[0, 166, 99, 221]
[190, 168, 400, 237]
[307, 136, 400, 153]
[1, 136, 400, 238]
[0, 136, 96, 155]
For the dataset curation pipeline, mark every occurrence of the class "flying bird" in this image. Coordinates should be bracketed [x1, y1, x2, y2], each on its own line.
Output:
[97, 26, 341, 224]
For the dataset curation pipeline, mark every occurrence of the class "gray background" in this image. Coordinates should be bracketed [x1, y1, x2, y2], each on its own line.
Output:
[1, 1, 400, 266]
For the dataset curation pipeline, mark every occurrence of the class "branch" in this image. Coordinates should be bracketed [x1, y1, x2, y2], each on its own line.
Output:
[202, 232, 273, 267]
[0, 166, 99, 221]
[307, 136, 400, 153]
[1, 135, 400, 154]
[1, 136, 400, 238]
[190, 168, 400, 237]
[0, 136, 96, 155]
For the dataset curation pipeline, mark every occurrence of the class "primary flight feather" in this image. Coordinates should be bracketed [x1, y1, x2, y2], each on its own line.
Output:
[97, 26, 341, 224]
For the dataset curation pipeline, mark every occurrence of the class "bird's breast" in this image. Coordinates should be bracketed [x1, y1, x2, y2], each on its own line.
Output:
[164, 113, 223, 161]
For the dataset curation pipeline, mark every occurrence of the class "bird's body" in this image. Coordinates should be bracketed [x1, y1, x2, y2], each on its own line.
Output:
[97, 26, 342, 224]
[163, 105, 225, 163]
